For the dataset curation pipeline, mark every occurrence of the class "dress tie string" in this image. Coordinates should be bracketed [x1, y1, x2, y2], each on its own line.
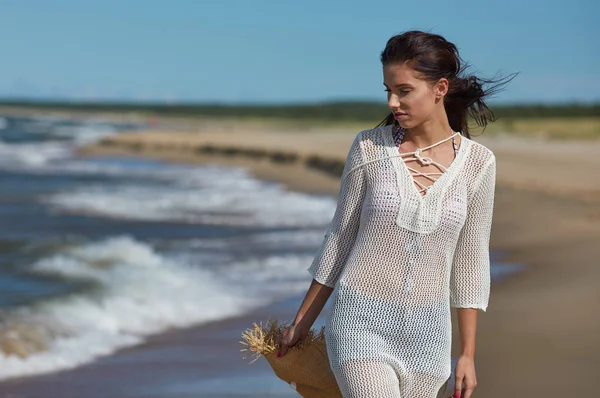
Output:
[393, 126, 460, 195]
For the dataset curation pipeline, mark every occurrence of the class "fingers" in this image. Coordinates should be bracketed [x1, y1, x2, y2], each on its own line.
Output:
[275, 336, 281, 352]
[454, 374, 463, 398]
[454, 377, 477, 398]
[462, 378, 477, 398]
[277, 327, 290, 357]
[451, 389, 465, 398]
[463, 386, 475, 398]
[278, 344, 288, 357]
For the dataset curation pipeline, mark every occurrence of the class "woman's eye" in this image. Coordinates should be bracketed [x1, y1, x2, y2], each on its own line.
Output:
[383, 89, 410, 95]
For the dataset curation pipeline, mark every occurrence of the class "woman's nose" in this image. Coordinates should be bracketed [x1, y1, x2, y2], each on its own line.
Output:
[387, 93, 400, 109]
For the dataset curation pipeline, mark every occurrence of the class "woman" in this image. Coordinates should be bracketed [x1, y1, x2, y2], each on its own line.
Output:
[276, 30, 512, 398]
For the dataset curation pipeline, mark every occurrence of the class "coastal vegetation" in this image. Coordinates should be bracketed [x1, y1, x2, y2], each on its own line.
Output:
[1, 100, 599, 139]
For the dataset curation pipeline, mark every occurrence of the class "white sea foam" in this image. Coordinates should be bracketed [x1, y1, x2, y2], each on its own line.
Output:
[3, 117, 336, 228]
[0, 141, 73, 167]
[0, 235, 311, 380]
[57, 125, 118, 145]
[0, 117, 127, 169]
[45, 164, 337, 227]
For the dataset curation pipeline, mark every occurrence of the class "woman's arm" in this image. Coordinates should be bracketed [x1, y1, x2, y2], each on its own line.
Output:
[278, 132, 367, 356]
[277, 279, 333, 357]
[307, 132, 367, 287]
[450, 154, 496, 398]
[455, 308, 478, 398]
[450, 154, 496, 311]
[457, 308, 478, 358]
[292, 279, 334, 330]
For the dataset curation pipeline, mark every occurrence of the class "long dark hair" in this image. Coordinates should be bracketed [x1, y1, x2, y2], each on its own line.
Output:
[377, 30, 516, 138]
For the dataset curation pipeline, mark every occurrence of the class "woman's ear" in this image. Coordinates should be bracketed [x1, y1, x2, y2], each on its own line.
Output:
[435, 78, 449, 98]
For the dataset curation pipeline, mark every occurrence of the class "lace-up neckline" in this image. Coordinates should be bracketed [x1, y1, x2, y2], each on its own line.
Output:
[392, 126, 461, 197]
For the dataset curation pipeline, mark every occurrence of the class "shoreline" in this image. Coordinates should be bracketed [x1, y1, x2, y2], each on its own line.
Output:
[2, 125, 599, 396]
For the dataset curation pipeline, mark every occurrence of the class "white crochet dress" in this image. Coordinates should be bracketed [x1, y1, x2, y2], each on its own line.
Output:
[307, 124, 496, 398]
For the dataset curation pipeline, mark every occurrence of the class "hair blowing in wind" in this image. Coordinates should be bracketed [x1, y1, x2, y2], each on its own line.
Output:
[378, 30, 516, 138]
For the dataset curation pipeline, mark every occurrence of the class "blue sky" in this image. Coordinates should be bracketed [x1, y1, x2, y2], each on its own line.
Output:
[0, 0, 597, 104]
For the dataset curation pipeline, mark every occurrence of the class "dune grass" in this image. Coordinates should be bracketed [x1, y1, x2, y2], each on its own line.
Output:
[470, 117, 600, 140]
[2, 103, 598, 140]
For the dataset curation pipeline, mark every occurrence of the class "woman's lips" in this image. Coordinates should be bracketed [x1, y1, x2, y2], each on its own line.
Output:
[394, 112, 408, 119]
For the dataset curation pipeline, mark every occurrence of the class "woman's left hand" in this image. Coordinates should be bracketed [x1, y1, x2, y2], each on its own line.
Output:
[453, 355, 477, 398]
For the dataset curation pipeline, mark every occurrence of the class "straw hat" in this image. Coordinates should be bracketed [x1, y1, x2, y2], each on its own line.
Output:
[240, 319, 451, 398]
[240, 319, 342, 397]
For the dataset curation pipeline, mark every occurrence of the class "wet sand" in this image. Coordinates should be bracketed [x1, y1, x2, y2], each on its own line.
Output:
[2, 125, 599, 397]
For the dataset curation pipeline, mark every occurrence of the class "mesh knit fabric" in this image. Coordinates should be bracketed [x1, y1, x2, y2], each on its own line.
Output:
[307, 124, 496, 398]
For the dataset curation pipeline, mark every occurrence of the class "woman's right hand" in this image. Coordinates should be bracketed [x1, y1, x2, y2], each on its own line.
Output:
[276, 322, 309, 357]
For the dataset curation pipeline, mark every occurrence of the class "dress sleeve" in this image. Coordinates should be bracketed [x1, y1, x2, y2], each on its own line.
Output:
[307, 132, 367, 288]
[450, 155, 496, 312]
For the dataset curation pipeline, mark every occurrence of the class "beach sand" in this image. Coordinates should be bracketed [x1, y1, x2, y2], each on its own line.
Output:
[2, 124, 599, 397]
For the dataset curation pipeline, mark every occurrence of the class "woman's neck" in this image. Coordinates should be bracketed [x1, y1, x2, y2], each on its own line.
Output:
[404, 116, 453, 149]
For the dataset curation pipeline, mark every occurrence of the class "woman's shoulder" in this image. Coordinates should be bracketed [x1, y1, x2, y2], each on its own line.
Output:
[461, 135, 496, 167]
[357, 124, 393, 137]
[459, 136, 496, 195]
[353, 124, 393, 148]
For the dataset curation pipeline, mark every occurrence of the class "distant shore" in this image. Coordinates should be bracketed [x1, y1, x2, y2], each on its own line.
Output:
[2, 103, 599, 140]
[78, 124, 600, 396]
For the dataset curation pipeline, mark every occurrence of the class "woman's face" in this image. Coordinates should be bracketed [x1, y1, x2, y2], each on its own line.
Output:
[383, 62, 444, 129]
